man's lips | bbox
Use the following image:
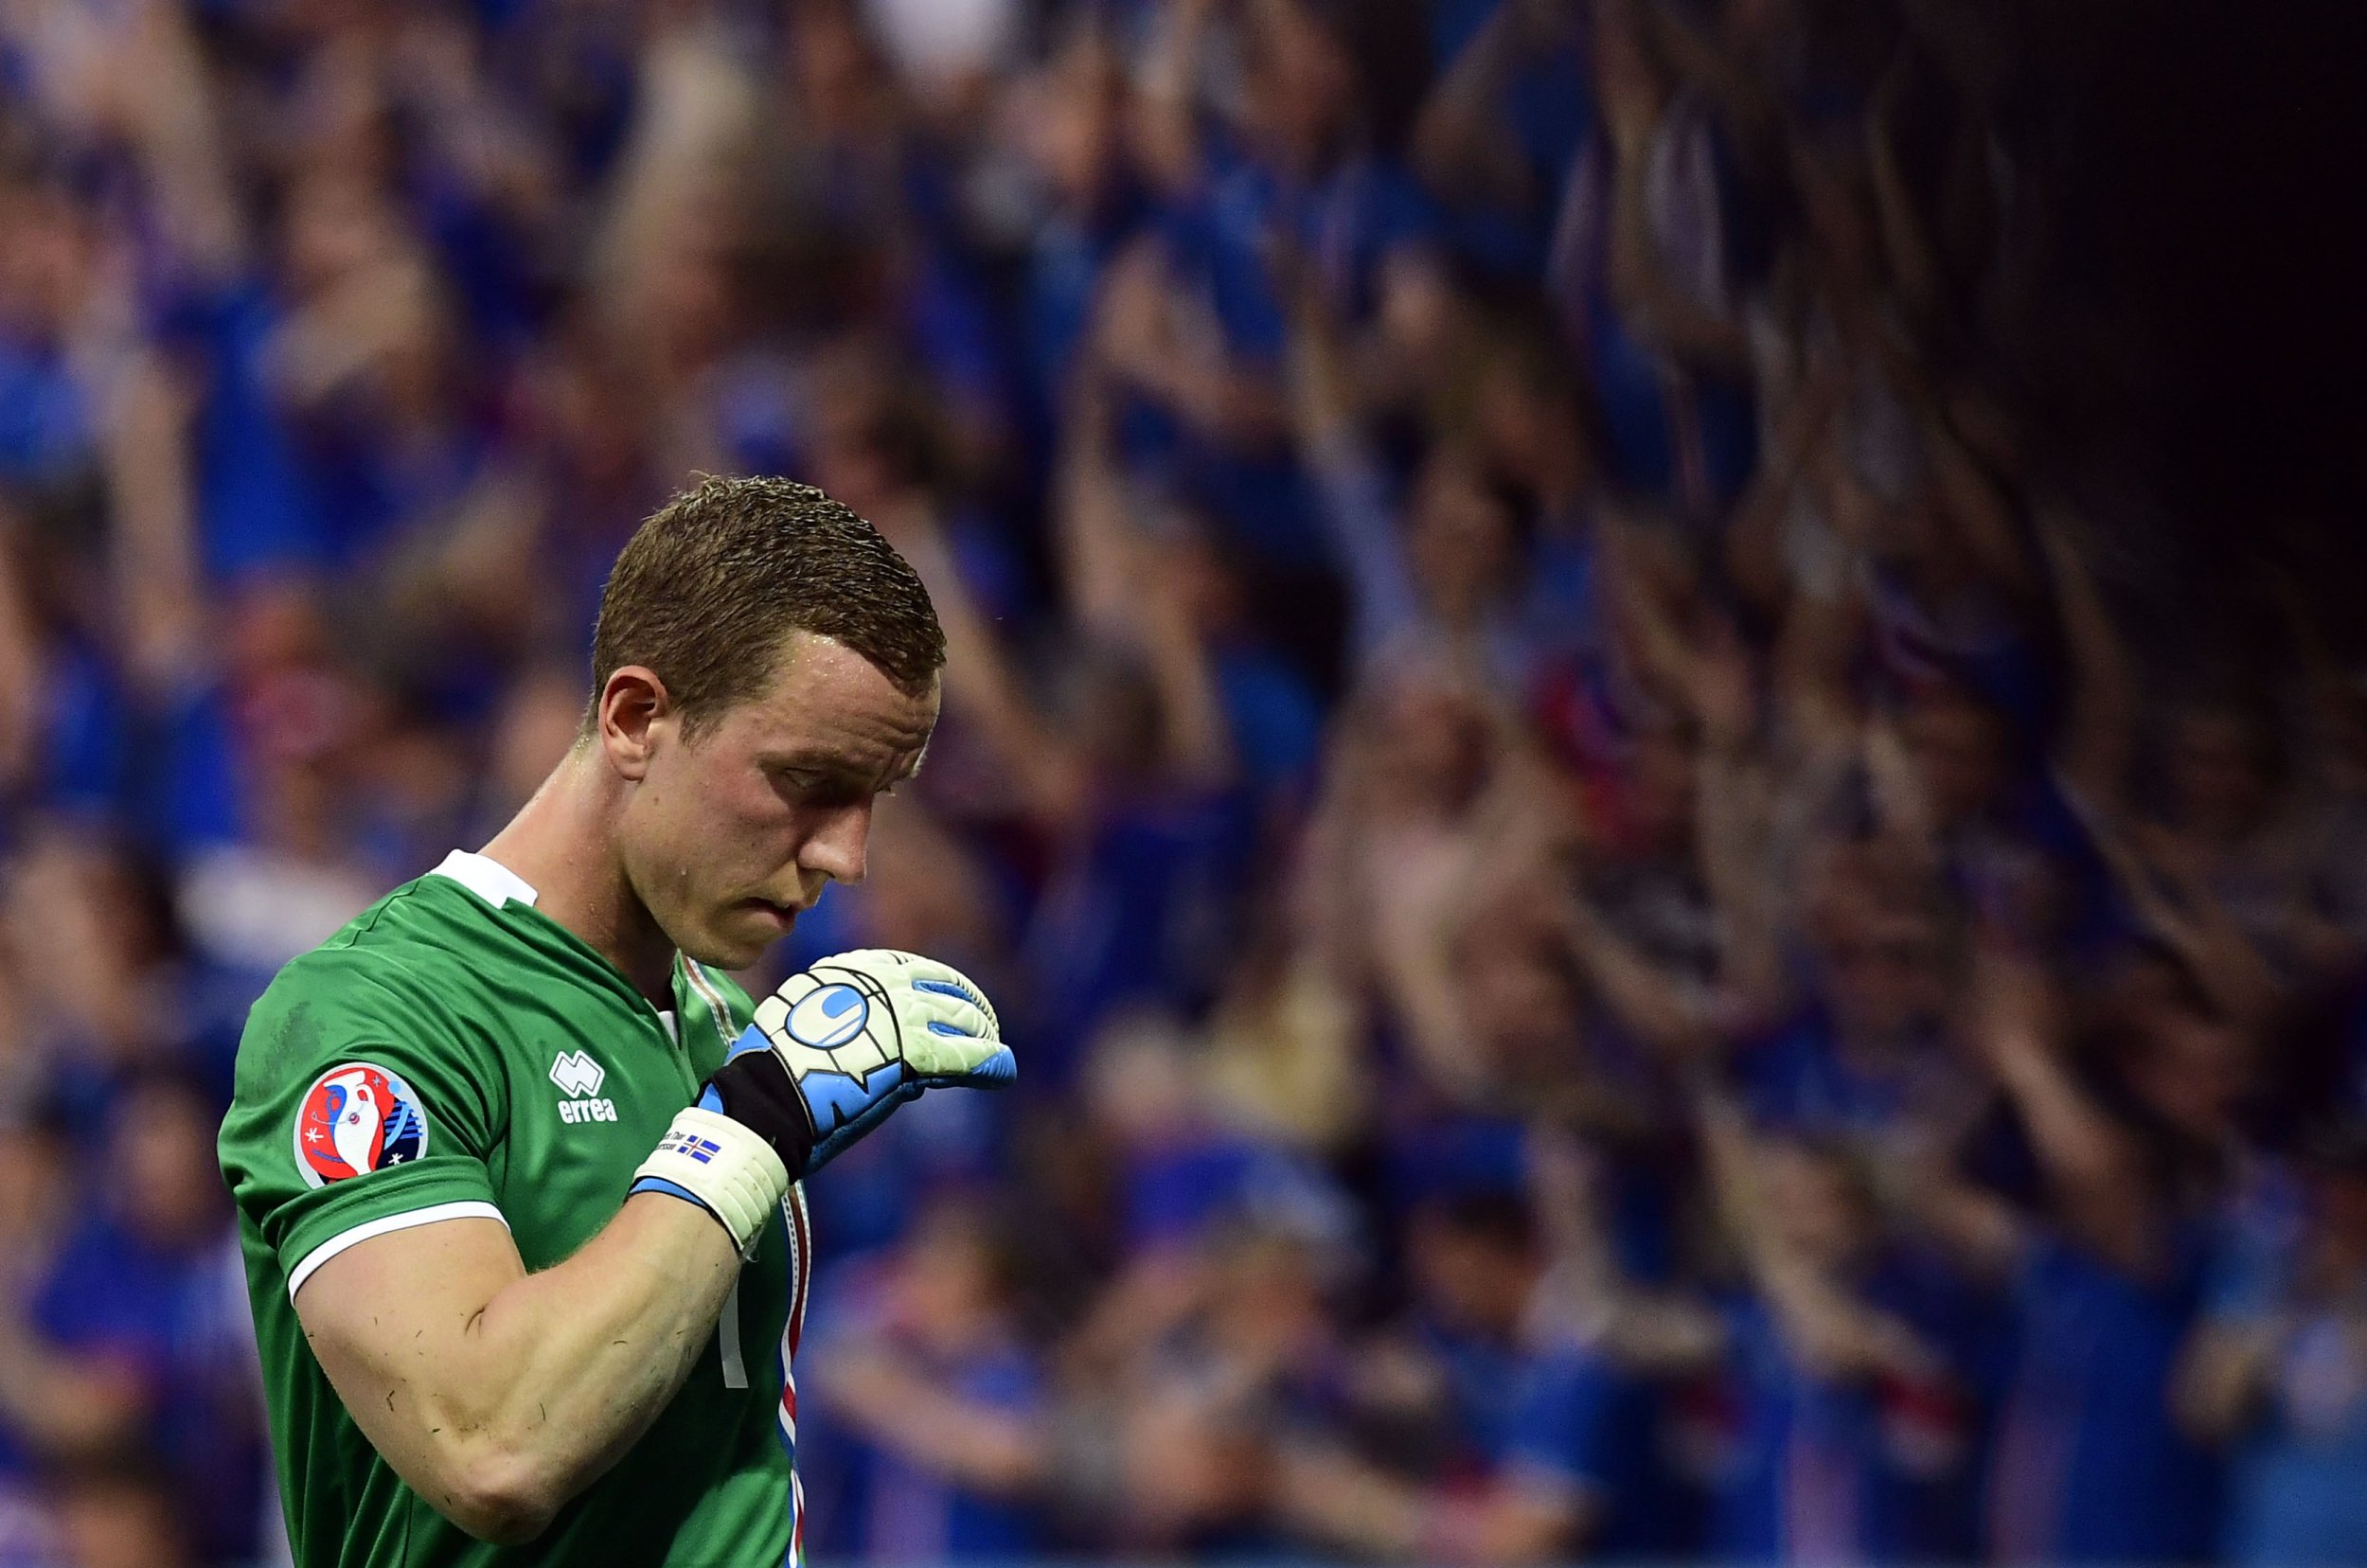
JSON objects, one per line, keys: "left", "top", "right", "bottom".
{"left": 740, "top": 899, "right": 802, "bottom": 931}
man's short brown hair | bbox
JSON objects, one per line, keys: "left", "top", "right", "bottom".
{"left": 588, "top": 475, "right": 943, "bottom": 733}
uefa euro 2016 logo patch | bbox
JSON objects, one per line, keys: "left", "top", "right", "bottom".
{"left": 294, "top": 1063, "right": 430, "bottom": 1187}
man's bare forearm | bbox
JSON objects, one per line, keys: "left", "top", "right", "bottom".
{"left": 458, "top": 1197, "right": 740, "bottom": 1484}
{"left": 302, "top": 1195, "right": 741, "bottom": 1541}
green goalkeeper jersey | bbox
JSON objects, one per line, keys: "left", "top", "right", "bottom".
{"left": 219, "top": 851, "right": 812, "bottom": 1568}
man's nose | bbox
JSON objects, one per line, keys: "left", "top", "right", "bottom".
{"left": 797, "top": 800, "right": 872, "bottom": 886}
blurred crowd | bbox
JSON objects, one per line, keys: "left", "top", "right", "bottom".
{"left": 0, "top": 0, "right": 2364, "bottom": 1564}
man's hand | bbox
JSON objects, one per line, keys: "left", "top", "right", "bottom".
{"left": 632, "top": 952, "right": 1014, "bottom": 1250}
{"left": 729, "top": 949, "right": 1015, "bottom": 1173}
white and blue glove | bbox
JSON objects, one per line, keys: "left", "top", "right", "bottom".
{"left": 632, "top": 951, "right": 1015, "bottom": 1251}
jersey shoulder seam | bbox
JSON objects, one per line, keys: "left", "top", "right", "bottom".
{"left": 330, "top": 875, "right": 447, "bottom": 949}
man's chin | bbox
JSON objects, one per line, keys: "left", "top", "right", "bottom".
{"left": 682, "top": 906, "right": 795, "bottom": 971}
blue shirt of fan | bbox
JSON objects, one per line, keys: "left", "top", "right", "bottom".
{"left": 0, "top": 335, "right": 94, "bottom": 485}
{"left": 1213, "top": 647, "right": 1325, "bottom": 799}
{"left": 1425, "top": 1, "right": 1591, "bottom": 280}
{"left": 1703, "top": 1255, "right": 1998, "bottom": 1564}
{"left": 859, "top": 1348, "right": 1045, "bottom": 1559}
{"left": 36, "top": 1217, "right": 270, "bottom": 1564}
{"left": 805, "top": 1342, "right": 1046, "bottom": 1560}
{"left": 1991, "top": 1230, "right": 2222, "bottom": 1563}
{"left": 1123, "top": 1136, "right": 1269, "bottom": 1250}
{"left": 35, "top": 642, "right": 245, "bottom": 864}
{"left": 1396, "top": 1318, "right": 1527, "bottom": 1478}
{"left": 1019, "top": 785, "right": 1256, "bottom": 1078}
{"left": 2200, "top": 1190, "right": 2367, "bottom": 1567}
{"left": 2219, "top": 1313, "right": 2367, "bottom": 1567}
{"left": 1023, "top": 192, "right": 1148, "bottom": 429}
{"left": 1735, "top": 1007, "right": 1953, "bottom": 1138}
{"left": 1379, "top": 1114, "right": 1529, "bottom": 1225}
{"left": 1503, "top": 1346, "right": 1687, "bottom": 1559}
{"left": 798, "top": 1260, "right": 1048, "bottom": 1560}
{"left": 157, "top": 281, "right": 323, "bottom": 582}
{"left": 1122, "top": 140, "right": 1434, "bottom": 566}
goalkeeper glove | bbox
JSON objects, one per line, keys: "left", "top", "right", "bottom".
{"left": 632, "top": 950, "right": 1015, "bottom": 1251}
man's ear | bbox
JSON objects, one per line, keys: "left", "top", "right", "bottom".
{"left": 596, "top": 667, "right": 672, "bottom": 782}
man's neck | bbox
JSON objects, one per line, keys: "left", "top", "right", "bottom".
{"left": 481, "top": 746, "right": 676, "bottom": 1002}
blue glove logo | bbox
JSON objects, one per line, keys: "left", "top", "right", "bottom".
{"left": 786, "top": 984, "right": 870, "bottom": 1049}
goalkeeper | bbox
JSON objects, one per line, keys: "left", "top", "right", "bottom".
{"left": 218, "top": 476, "right": 1014, "bottom": 1568}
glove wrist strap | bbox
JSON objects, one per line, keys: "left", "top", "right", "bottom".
{"left": 706, "top": 1047, "right": 819, "bottom": 1175}
{"left": 630, "top": 1107, "right": 790, "bottom": 1255}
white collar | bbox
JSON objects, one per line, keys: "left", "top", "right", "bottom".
{"left": 430, "top": 849, "right": 541, "bottom": 910}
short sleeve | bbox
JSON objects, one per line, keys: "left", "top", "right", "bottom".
{"left": 219, "top": 950, "right": 511, "bottom": 1301}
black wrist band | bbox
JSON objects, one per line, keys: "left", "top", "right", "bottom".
{"left": 705, "top": 1051, "right": 818, "bottom": 1175}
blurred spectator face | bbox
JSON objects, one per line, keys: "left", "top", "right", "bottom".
{"left": 897, "top": 1203, "right": 1014, "bottom": 1354}
{"left": 53, "top": 1470, "right": 187, "bottom": 1568}
{"left": 1084, "top": 1014, "right": 1202, "bottom": 1149}
{"left": 1820, "top": 910, "right": 1947, "bottom": 1042}
{"left": 632, "top": 238, "right": 739, "bottom": 380}
{"left": 0, "top": 185, "right": 95, "bottom": 341}
{"left": 1723, "top": 0, "right": 1797, "bottom": 50}
{"left": 1375, "top": 251, "right": 1467, "bottom": 383}
{"left": 1116, "top": 1393, "right": 1263, "bottom": 1543}
{"left": 277, "top": 171, "right": 401, "bottom": 297}
{"left": 1240, "top": 1, "right": 1357, "bottom": 167}
{"left": 1362, "top": 674, "right": 1491, "bottom": 821}
{"left": 286, "top": 29, "right": 400, "bottom": 179}
{"left": 1406, "top": 1195, "right": 1539, "bottom": 1336}
{"left": 9, "top": 829, "right": 146, "bottom": 970}
{"left": 109, "top": 1080, "right": 227, "bottom": 1252}
{"left": 1456, "top": 908, "right": 1581, "bottom": 1080}
{"left": 368, "top": 266, "right": 461, "bottom": 423}
{"left": 2166, "top": 706, "right": 2276, "bottom": 835}
{"left": 858, "top": 802, "right": 1004, "bottom": 957}
{"left": 1593, "top": 1, "right": 1669, "bottom": 128}
{"left": 1023, "top": 29, "right": 1127, "bottom": 211}
{"left": 1759, "top": 1137, "right": 1876, "bottom": 1269}
{"left": 1164, "top": 531, "right": 1252, "bottom": 642}
{"left": 1795, "top": 144, "right": 1880, "bottom": 286}
{"left": 790, "top": 8, "right": 888, "bottom": 140}
{"left": 807, "top": 347, "right": 923, "bottom": 521}
{"left": 1902, "top": 687, "right": 2009, "bottom": 827}
{"left": 2311, "top": 1166, "right": 2367, "bottom": 1267}
{"left": 0, "top": 1122, "right": 62, "bottom": 1253}
{"left": 863, "top": 0, "right": 1020, "bottom": 100}
{"left": 540, "top": 331, "right": 657, "bottom": 495}
{"left": 487, "top": 668, "right": 596, "bottom": 817}
{"left": 2121, "top": 1006, "right": 2246, "bottom": 1143}
{"left": 1408, "top": 451, "right": 1519, "bottom": 620}
{"left": 1207, "top": 1228, "right": 1329, "bottom": 1357}
{"left": 1061, "top": 649, "right": 1166, "bottom": 784}
{"left": 6, "top": 829, "right": 176, "bottom": 1064}
{"left": 1625, "top": 726, "right": 1700, "bottom": 853}
{"left": 1473, "top": 352, "right": 1589, "bottom": 504}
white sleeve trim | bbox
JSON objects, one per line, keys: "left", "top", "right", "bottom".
{"left": 286, "top": 1201, "right": 509, "bottom": 1301}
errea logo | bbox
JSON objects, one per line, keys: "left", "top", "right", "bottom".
{"left": 550, "top": 1050, "right": 618, "bottom": 1125}
{"left": 550, "top": 1051, "right": 605, "bottom": 1096}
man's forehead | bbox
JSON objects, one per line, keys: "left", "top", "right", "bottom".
{"left": 735, "top": 633, "right": 938, "bottom": 752}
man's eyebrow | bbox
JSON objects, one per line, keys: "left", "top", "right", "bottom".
{"left": 754, "top": 751, "right": 846, "bottom": 774}
{"left": 757, "top": 745, "right": 928, "bottom": 790}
